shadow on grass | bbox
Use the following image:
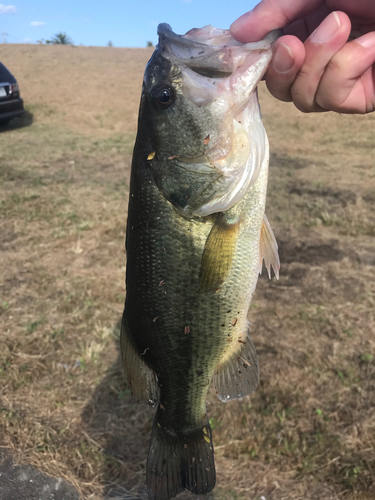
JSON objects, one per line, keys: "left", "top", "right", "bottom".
{"left": 81, "top": 319, "right": 152, "bottom": 500}
{"left": 81, "top": 320, "right": 219, "bottom": 500}
{"left": 0, "top": 110, "right": 34, "bottom": 132}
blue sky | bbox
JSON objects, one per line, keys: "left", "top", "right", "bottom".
{"left": 0, "top": 0, "right": 258, "bottom": 47}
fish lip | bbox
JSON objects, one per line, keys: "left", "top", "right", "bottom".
{"left": 157, "top": 23, "right": 235, "bottom": 78}
{"left": 157, "top": 23, "right": 209, "bottom": 52}
{"left": 157, "top": 23, "right": 282, "bottom": 51}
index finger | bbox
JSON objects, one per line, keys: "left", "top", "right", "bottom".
{"left": 230, "top": 0, "right": 324, "bottom": 42}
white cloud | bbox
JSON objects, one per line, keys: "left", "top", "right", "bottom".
{"left": 22, "top": 37, "right": 32, "bottom": 43}
{"left": 30, "top": 21, "right": 45, "bottom": 27}
{"left": 0, "top": 4, "right": 17, "bottom": 14}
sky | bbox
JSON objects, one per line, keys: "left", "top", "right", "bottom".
{"left": 0, "top": 0, "right": 258, "bottom": 47}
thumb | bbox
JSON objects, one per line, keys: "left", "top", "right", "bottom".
{"left": 230, "top": 0, "right": 324, "bottom": 42}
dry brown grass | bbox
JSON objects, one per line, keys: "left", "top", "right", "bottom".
{"left": 1, "top": 44, "right": 153, "bottom": 137}
{"left": 0, "top": 44, "right": 374, "bottom": 500}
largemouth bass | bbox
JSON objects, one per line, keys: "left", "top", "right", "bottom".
{"left": 121, "top": 24, "right": 280, "bottom": 500}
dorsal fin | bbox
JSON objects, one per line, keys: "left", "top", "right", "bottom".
{"left": 259, "top": 214, "right": 280, "bottom": 279}
{"left": 199, "top": 212, "right": 240, "bottom": 293}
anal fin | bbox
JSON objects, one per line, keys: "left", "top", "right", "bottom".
{"left": 213, "top": 320, "right": 259, "bottom": 402}
{"left": 120, "top": 312, "right": 159, "bottom": 406}
{"left": 199, "top": 212, "right": 240, "bottom": 293}
{"left": 259, "top": 213, "right": 280, "bottom": 279}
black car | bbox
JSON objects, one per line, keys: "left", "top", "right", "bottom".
{"left": 0, "top": 62, "right": 24, "bottom": 124}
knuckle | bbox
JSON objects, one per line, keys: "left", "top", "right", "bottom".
{"left": 292, "top": 99, "right": 313, "bottom": 113}
{"left": 314, "top": 89, "right": 334, "bottom": 110}
{"left": 325, "top": 55, "right": 345, "bottom": 77}
{"left": 290, "top": 63, "right": 328, "bottom": 113}
{"left": 291, "top": 78, "right": 316, "bottom": 112}
{"left": 265, "top": 75, "right": 293, "bottom": 103}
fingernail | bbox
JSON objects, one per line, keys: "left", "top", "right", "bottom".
{"left": 272, "top": 43, "right": 294, "bottom": 73}
{"left": 356, "top": 35, "right": 375, "bottom": 48}
{"left": 230, "top": 10, "right": 253, "bottom": 35}
{"left": 311, "top": 11, "right": 341, "bottom": 44}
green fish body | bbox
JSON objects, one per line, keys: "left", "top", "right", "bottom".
{"left": 122, "top": 24, "right": 280, "bottom": 500}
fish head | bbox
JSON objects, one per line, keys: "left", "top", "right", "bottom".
{"left": 141, "top": 48, "right": 208, "bottom": 161}
{"left": 139, "top": 24, "right": 280, "bottom": 217}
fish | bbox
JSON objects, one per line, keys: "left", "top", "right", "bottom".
{"left": 121, "top": 23, "right": 281, "bottom": 500}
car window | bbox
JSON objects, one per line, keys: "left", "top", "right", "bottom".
{"left": 0, "top": 63, "right": 16, "bottom": 83}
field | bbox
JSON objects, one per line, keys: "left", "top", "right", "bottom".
{"left": 0, "top": 44, "right": 374, "bottom": 500}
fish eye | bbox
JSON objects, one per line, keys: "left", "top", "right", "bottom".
{"left": 152, "top": 85, "right": 174, "bottom": 110}
{"left": 159, "top": 88, "right": 170, "bottom": 104}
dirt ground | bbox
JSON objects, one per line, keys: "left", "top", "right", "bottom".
{"left": 0, "top": 44, "right": 374, "bottom": 500}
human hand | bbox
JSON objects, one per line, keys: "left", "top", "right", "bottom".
{"left": 230, "top": 0, "right": 375, "bottom": 114}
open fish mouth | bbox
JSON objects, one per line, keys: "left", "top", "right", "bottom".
{"left": 156, "top": 23, "right": 280, "bottom": 110}
{"left": 157, "top": 23, "right": 280, "bottom": 80}
{"left": 153, "top": 24, "right": 280, "bottom": 217}
{"left": 158, "top": 23, "right": 237, "bottom": 79}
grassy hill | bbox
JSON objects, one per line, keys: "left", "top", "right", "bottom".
{"left": 0, "top": 44, "right": 374, "bottom": 500}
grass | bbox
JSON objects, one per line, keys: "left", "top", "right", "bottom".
{"left": 0, "top": 44, "right": 374, "bottom": 500}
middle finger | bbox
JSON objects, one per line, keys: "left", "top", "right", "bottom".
{"left": 291, "top": 11, "right": 351, "bottom": 112}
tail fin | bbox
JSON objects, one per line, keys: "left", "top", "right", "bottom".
{"left": 147, "top": 408, "right": 216, "bottom": 500}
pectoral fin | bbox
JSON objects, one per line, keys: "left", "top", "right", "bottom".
{"left": 120, "top": 313, "right": 159, "bottom": 406}
{"left": 199, "top": 212, "right": 240, "bottom": 293}
{"left": 213, "top": 320, "right": 259, "bottom": 401}
{"left": 259, "top": 213, "right": 280, "bottom": 279}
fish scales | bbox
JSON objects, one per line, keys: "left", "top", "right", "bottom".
{"left": 122, "top": 23, "right": 280, "bottom": 500}
{"left": 126, "top": 147, "right": 267, "bottom": 420}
